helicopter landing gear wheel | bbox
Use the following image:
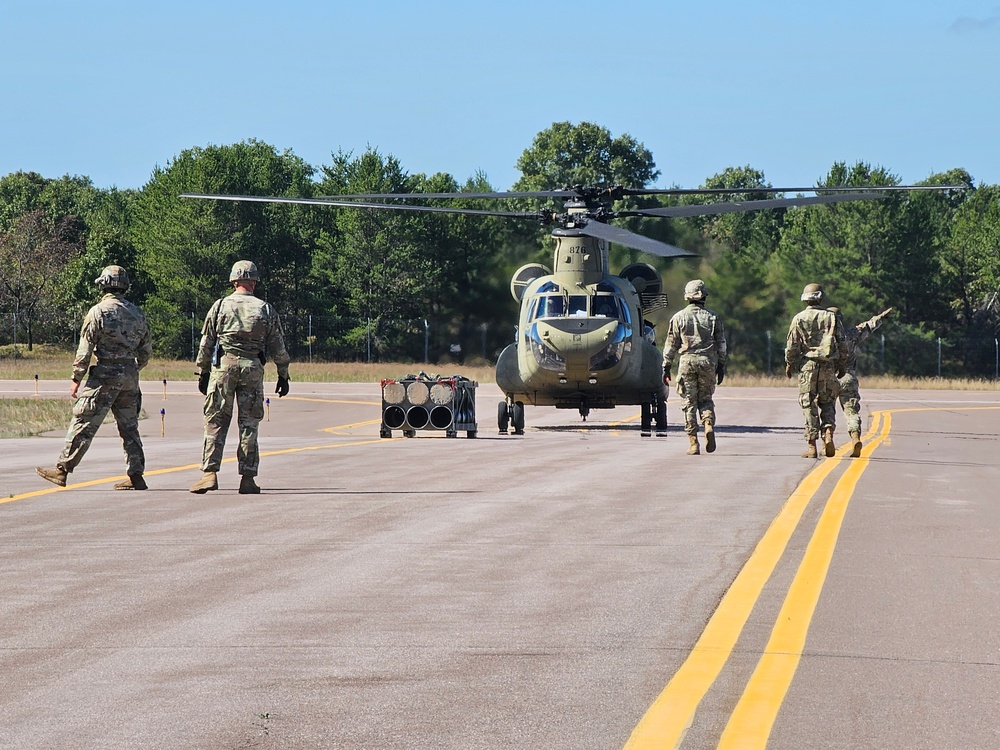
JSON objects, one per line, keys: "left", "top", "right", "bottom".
{"left": 511, "top": 401, "right": 525, "bottom": 435}
{"left": 579, "top": 400, "right": 590, "bottom": 422}
{"left": 655, "top": 398, "right": 668, "bottom": 437}
{"left": 498, "top": 400, "right": 510, "bottom": 434}
{"left": 640, "top": 402, "right": 652, "bottom": 437}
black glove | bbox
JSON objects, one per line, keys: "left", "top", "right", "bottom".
{"left": 716, "top": 362, "right": 726, "bottom": 385}
{"left": 198, "top": 371, "right": 210, "bottom": 395}
{"left": 785, "top": 363, "right": 793, "bottom": 379}
{"left": 276, "top": 375, "right": 290, "bottom": 398}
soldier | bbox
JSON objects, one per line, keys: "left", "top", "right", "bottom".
{"left": 829, "top": 306, "right": 893, "bottom": 457}
{"left": 785, "top": 283, "right": 848, "bottom": 459}
{"left": 36, "top": 265, "right": 152, "bottom": 490}
{"left": 662, "top": 279, "right": 728, "bottom": 455}
{"left": 190, "top": 260, "right": 290, "bottom": 495}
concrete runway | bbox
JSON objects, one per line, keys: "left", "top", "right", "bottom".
{"left": 1, "top": 379, "right": 998, "bottom": 749}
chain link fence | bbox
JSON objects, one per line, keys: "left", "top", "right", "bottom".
{"left": 732, "top": 329, "right": 1000, "bottom": 380}
{"left": 4, "top": 310, "right": 999, "bottom": 379}
{"left": 181, "top": 314, "right": 515, "bottom": 366}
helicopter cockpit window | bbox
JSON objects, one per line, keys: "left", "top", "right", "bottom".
{"left": 595, "top": 281, "right": 617, "bottom": 294}
{"left": 568, "top": 295, "right": 588, "bottom": 316}
{"left": 536, "top": 281, "right": 561, "bottom": 294}
{"left": 592, "top": 294, "right": 620, "bottom": 318}
{"left": 534, "top": 295, "right": 565, "bottom": 319}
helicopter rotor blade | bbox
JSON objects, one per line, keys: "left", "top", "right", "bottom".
{"left": 315, "top": 190, "right": 577, "bottom": 200}
{"left": 576, "top": 220, "right": 697, "bottom": 258}
{"left": 620, "top": 184, "right": 967, "bottom": 197}
{"left": 623, "top": 192, "right": 893, "bottom": 219}
{"left": 180, "top": 193, "right": 538, "bottom": 218}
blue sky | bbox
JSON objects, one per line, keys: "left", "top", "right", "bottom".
{"left": 2, "top": 1, "right": 998, "bottom": 192}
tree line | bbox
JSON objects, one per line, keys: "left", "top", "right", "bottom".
{"left": 1, "top": 121, "right": 997, "bottom": 376}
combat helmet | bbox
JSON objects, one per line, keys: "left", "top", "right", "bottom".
{"left": 229, "top": 260, "right": 259, "bottom": 282}
{"left": 800, "top": 282, "right": 824, "bottom": 304}
{"left": 684, "top": 279, "right": 707, "bottom": 302}
{"left": 95, "top": 265, "right": 129, "bottom": 292}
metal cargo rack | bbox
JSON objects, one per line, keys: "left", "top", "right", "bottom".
{"left": 380, "top": 373, "right": 478, "bottom": 438}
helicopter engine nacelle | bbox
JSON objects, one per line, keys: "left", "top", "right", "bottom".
{"left": 510, "top": 263, "right": 551, "bottom": 302}
{"left": 619, "top": 263, "right": 662, "bottom": 296}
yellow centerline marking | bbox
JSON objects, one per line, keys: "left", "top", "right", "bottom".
{"left": 321, "top": 418, "right": 383, "bottom": 434}
{"left": 2, "top": 433, "right": 393, "bottom": 504}
{"left": 716, "top": 412, "right": 893, "bottom": 748}
{"left": 285, "top": 396, "right": 381, "bottom": 405}
{"left": 624, "top": 404, "right": 1000, "bottom": 750}
{"left": 621, "top": 423, "right": 865, "bottom": 750}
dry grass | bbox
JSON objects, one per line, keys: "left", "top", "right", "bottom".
{"left": 3, "top": 345, "right": 997, "bottom": 391}
{"left": 0, "top": 345, "right": 498, "bottom": 384}
{"left": 722, "top": 372, "right": 1000, "bottom": 390}
{"left": 0, "top": 398, "right": 73, "bottom": 438}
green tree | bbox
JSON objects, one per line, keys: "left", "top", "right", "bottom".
{"left": 53, "top": 188, "right": 143, "bottom": 330}
{"left": 313, "top": 149, "right": 446, "bottom": 359}
{"left": 773, "top": 163, "right": 905, "bottom": 321}
{"left": 939, "top": 183, "right": 1000, "bottom": 371}
{"left": 132, "top": 140, "right": 317, "bottom": 357}
{"left": 0, "top": 209, "right": 84, "bottom": 349}
{"left": 514, "top": 121, "right": 659, "bottom": 191}
{"left": 681, "top": 165, "right": 784, "bottom": 256}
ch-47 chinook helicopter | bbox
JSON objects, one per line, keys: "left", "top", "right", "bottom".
{"left": 182, "top": 182, "right": 959, "bottom": 436}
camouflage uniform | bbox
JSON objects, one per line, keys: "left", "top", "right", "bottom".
{"left": 837, "top": 310, "right": 890, "bottom": 435}
{"left": 663, "top": 303, "right": 728, "bottom": 435}
{"left": 196, "top": 285, "right": 290, "bottom": 478}
{"left": 785, "top": 305, "right": 847, "bottom": 444}
{"left": 56, "top": 284, "right": 151, "bottom": 476}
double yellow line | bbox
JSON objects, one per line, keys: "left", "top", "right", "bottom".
{"left": 623, "top": 411, "right": 893, "bottom": 749}
{"left": 625, "top": 405, "right": 1000, "bottom": 749}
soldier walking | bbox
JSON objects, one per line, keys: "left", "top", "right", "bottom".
{"left": 662, "top": 279, "right": 728, "bottom": 455}
{"left": 785, "top": 283, "right": 848, "bottom": 458}
{"left": 829, "top": 306, "right": 893, "bottom": 457}
{"left": 190, "top": 261, "right": 291, "bottom": 495}
{"left": 36, "top": 265, "right": 152, "bottom": 490}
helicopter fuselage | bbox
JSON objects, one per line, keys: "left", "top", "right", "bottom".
{"left": 496, "top": 229, "right": 667, "bottom": 410}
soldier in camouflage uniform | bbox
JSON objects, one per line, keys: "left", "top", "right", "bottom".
{"left": 784, "top": 283, "right": 848, "bottom": 459}
{"left": 662, "top": 279, "right": 728, "bottom": 455}
{"left": 829, "top": 306, "right": 893, "bottom": 457}
{"left": 36, "top": 265, "right": 152, "bottom": 490}
{"left": 190, "top": 261, "right": 291, "bottom": 495}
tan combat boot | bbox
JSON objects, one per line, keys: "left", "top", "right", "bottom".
{"left": 36, "top": 466, "right": 68, "bottom": 487}
{"left": 189, "top": 471, "right": 218, "bottom": 494}
{"left": 686, "top": 434, "right": 701, "bottom": 455}
{"left": 114, "top": 473, "right": 147, "bottom": 491}
{"left": 849, "top": 431, "right": 863, "bottom": 458}
{"left": 704, "top": 423, "right": 716, "bottom": 453}
{"left": 802, "top": 440, "right": 818, "bottom": 459}
{"left": 239, "top": 475, "right": 261, "bottom": 495}
{"left": 822, "top": 427, "right": 836, "bottom": 457}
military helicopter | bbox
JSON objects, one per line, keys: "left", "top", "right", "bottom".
{"left": 182, "top": 182, "right": 958, "bottom": 436}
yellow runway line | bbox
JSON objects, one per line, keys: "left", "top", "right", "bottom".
{"left": 2, "top": 436, "right": 392, "bottom": 505}
{"left": 716, "top": 408, "right": 1000, "bottom": 748}
{"left": 716, "top": 412, "right": 891, "bottom": 748}
{"left": 621, "top": 420, "right": 875, "bottom": 750}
